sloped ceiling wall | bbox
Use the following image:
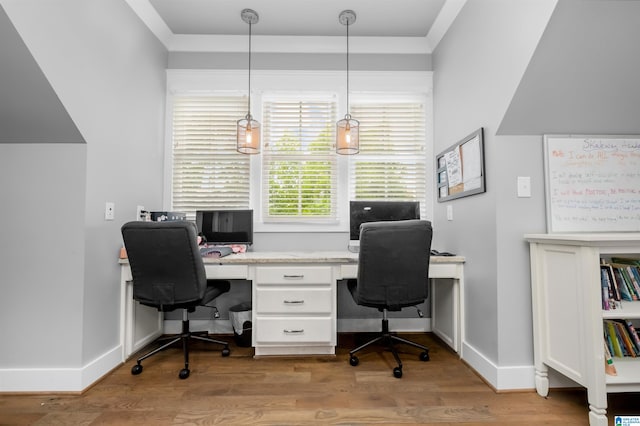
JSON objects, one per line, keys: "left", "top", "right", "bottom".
{"left": 498, "top": 0, "right": 640, "bottom": 135}
{"left": 0, "top": 5, "right": 84, "bottom": 143}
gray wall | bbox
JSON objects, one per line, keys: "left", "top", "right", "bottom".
{"left": 0, "top": 0, "right": 167, "bottom": 389}
{"left": 432, "top": 0, "right": 556, "bottom": 386}
{"left": 0, "top": 144, "right": 87, "bottom": 368}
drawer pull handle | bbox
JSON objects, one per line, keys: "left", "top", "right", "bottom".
{"left": 283, "top": 274, "right": 304, "bottom": 279}
{"left": 284, "top": 300, "right": 305, "bottom": 304}
{"left": 283, "top": 329, "right": 304, "bottom": 334}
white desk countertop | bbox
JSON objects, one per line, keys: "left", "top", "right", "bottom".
{"left": 119, "top": 250, "right": 465, "bottom": 265}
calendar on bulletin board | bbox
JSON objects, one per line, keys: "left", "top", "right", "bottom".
{"left": 436, "top": 128, "right": 486, "bottom": 202}
{"left": 544, "top": 134, "right": 640, "bottom": 232}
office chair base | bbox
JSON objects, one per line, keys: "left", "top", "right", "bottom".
{"left": 131, "top": 317, "right": 230, "bottom": 379}
{"left": 349, "top": 318, "right": 429, "bottom": 379}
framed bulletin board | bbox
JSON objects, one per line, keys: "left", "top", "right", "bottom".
{"left": 544, "top": 134, "right": 640, "bottom": 233}
{"left": 437, "top": 128, "right": 486, "bottom": 202}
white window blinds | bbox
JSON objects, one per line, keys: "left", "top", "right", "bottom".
{"left": 349, "top": 100, "right": 427, "bottom": 214}
{"left": 262, "top": 97, "right": 338, "bottom": 222}
{"left": 171, "top": 96, "right": 250, "bottom": 220}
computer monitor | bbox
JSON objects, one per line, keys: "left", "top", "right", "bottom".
{"left": 349, "top": 201, "right": 420, "bottom": 250}
{"left": 196, "top": 209, "right": 253, "bottom": 246}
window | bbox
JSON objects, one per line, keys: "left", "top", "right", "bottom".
{"left": 166, "top": 70, "right": 433, "bottom": 230}
{"left": 349, "top": 97, "right": 427, "bottom": 217}
{"left": 170, "top": 95, "right": 250, "bottom": 220}
{"left": 261, "top": 95, "right": 338, "bottom": 223}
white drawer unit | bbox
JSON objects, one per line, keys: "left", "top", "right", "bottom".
{"left": 253, "top": 265, "right": 336, "bottom": 356}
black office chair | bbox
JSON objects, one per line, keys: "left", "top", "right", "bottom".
{"left": 348, "top": 219, "right": 433, "bottom": 378}
{"left": 121, "top": 220, "right": 231, "bottom": 379}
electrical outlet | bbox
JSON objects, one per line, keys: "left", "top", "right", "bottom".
{"left": 136, "top": 205, "right": 145, "bottom": 221}
{"left": 447, "top": 205, "right": 453, "bottom": 221}
{"left": 105, "top": 202, "right": 115, "bottom": 220}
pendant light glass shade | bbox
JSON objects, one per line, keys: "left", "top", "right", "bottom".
{"left": 237, "top": 113, "right": 261, "bottom": 154}
{"left": 237, "top": 9, "right": 260, "bottom": 154}
{"left": 336, "top": 10, "right": 359, "bottom": 155}
{"left": 336, "top": 114, "right": 359, "bottom": 155}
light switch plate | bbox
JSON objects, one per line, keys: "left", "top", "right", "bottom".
{"left": 517, "top": 176, "right": 531, "bottom": 198}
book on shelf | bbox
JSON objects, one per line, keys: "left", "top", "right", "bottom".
{"left": 611, "top": 257, "right": 640, "bottom": 267}
{"left": 605, "top": 320, "right": 625, "bottom": 357}
{"left": 604, "top": 340, "right": 617, "bottom": 376}
{"left": 624, "top": 265, "right": 640, "bottom": 297}
{"left": 601, "top": 263, "right": 622, "bottom": 303}
{"left": 601, "top": 266, "right": 612, "bottom": 310}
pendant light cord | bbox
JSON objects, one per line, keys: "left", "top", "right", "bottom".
{"left": 346, "top": 20, "right": 350, "bottom": 116}
{"left": 247, "top": 21, "right": 252, "bottom": 116}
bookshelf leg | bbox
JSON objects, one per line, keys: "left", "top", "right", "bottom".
{"left": 534, "top": 368, "right": 549, "bottom": 397}
{"left": 588, "top": 405, "right": 607, "bottom": 426}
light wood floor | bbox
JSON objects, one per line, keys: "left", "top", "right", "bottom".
{"left": 2, "top": 333, "right": 638, "bottom": 425}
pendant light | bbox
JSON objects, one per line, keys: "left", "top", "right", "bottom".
{"left": 237, "top": 8, "right": 260, "bottom": 154}
{"left": 336, "top": 10, "right": 359, "bottom": 155}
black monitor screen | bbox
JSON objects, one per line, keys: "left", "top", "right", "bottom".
{"left": 349, "top": 201, "right": 420, "bottom": 240}
{"left": 196, "top": 210, "right": 253, "bottom": 245}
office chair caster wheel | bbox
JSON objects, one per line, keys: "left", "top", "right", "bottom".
{"left": 131, "top": 364, "right": 143, "bottom": 375}
{"left": 221, "top": 347, "right": 230, "bottom": 357}
{"left": 349, "top": 355, "right": 359, "bottom": 366}
{"left": 179, "top": 368, "right": 190, "bottom": 379}
{"left": 393, "top": 367, "right": 403, "bottom": 378}
{"left": 420, "top": 351, "right": 430, "bottom": 362}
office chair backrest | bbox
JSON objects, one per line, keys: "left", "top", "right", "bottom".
{"left": 121, "top": 221, "right": 207, "bottom": 310}
{"left": 355, "top": 219, "right": 433, "bottom": 311}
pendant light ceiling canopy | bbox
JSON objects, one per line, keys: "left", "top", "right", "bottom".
{"left": 336, "top": 9, "right": 359, "bottom": 155}
{"left": 237, "top": 8, "right": 260, "bottom": 154}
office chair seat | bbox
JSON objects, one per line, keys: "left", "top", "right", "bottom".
{"left": 348, "top": 219, "right": 432, "bottom": 378}
{"left": 122, "top": 221, "right": 232, "bottom": 379}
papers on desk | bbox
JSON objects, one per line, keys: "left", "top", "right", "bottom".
{"left": 199, "top": 245, "right": 233, "bottom": 258}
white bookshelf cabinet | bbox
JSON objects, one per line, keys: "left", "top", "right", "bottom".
{"left": 525, "top": 233, "right": 640, "bottom": 426}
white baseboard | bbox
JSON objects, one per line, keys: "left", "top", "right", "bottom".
{"left": 462, "top": 340, "right": 535, "bottom": 391}
{"left": 0, "top": 345, "right": 122, "bottom": 393}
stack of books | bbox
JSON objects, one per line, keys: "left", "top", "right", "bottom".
{"left": 600, "top": 257, "right": 640, "bottom": 310}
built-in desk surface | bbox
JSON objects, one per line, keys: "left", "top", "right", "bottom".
{"left": 119, "top": 251, "right": 465, "bottom": 359}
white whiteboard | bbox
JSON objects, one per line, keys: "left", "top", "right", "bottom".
{"left": 544, "top": 135, "right": 640, "bottom": 233}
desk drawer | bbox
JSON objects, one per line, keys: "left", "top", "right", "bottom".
{"left": 255, "top": 266, "right": 332, "bottom": 284}
{"left": 256, "top": 287, "right": 332, "bottom": 314}
{"left": 256, "top": 317, "right": 333, "bottom": 343}
{"left": 204, "top": 264, "right": 248, "bottom": 279}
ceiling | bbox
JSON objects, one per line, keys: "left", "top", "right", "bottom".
{"left": 125, "top": 0, "right": 466, "bottom": 54}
